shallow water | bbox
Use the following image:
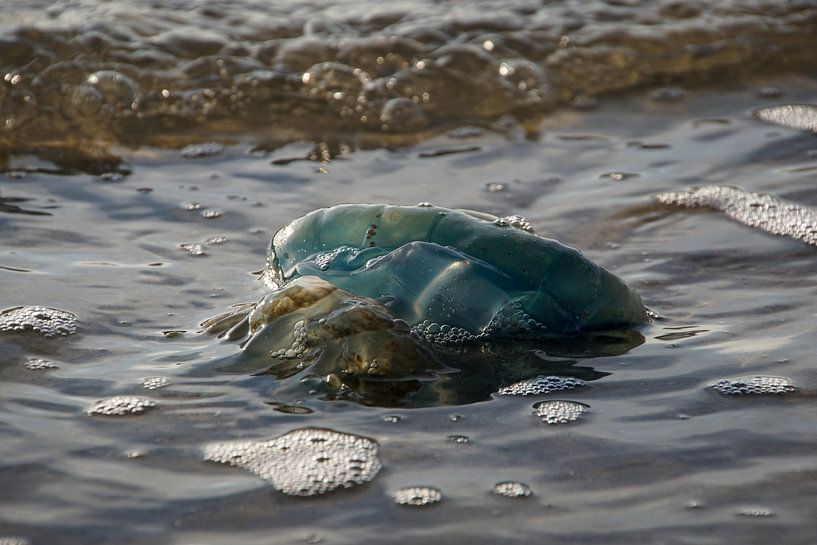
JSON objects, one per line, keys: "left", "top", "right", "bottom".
{"left": 3, "top": 1, "right": 817, "bottom": 544}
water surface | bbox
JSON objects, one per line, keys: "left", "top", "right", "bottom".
{"left": 2, "top": 1, "right": 817, "bottom": 543}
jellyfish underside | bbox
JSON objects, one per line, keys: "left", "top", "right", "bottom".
{"left": 206, "top": 204, "right": 647, "bottom": 406}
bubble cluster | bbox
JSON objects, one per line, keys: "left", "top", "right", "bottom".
{"left": 24, "top": 358, "right": 57, "bottom": 370}
{"left": 493, "top": 215, "right": 535, "bottom": 233}
{"left": 182, "top": 142, "right": 224, "bottom": 158}
{"left": 142, "top": 377, "right": 170, "bottom": 390}
{"left": 657, "top": 186, "right": 817, "bottom": 247}
{"left": 493, "top": 481, "right": 532, "bottom": 498}
{"left": 737, "top": 508, "right": 775, "bottom": 518}
{"left": 180, "top": 234, "right": 228, "bottom": 256}
{"left": 269, "top": 319, "right": 309, "bottom": 360}
{"left": 393, "top": 486, "right": 443, "bottom": 506}
{"left": 313, "top": 246, "right": 357, "bottom": 271}
{"left": 0, "top": 537, "right": 30, "bottom": 545}
{"left": 710, "top": 375, "right": 796, "bottom": 395}
{"left": 532, "top": 400, "right": 589, "bottom": 425}
{"left": 201, "top": 208, "right": 223, "bottom": 219}
{"left": 87, "top": 396, "right": 157, "bottom": 416}
{"left": 0, "top": 306, "right": 78, "bottom": 338}
{"left": 753, "top": 104, "right": 817, "bottom": 133}
{"left": 180, "top": 243, "right": 207, "bottom": 256}
{"left": 498, "top": 375, "right": 587, "bottom": 396}
{"left": 481, "top": 302, "right": 546, "bottom": 338}
{"left": 411, "top": 320, "right": 478, "bottom": 346}
{"left": 203, "top": 428, "right": 382, "bottom": 496}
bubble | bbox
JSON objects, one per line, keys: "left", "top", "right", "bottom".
{"left": 0, "top": 306, "right": 78, "bottom": 338}
{"left": 756, "top": 85, "right": 784, "bottom": 99}
{"left": 99, "top": 172, "right": 123, "bottom": 182}
{"left": 180, "top": 243, "right": 207, "bottom": 256}
{"left": 142, "top": 376, "right": 170, "bottom": 390}
{"left": 73, "top": 70, "right": 137, "bottom": 114}
{"left": 271, "top": 404, "right": 313, "bottom": 415}
{"left": 493, "top": 481, "right": 532, "bottom": 498}
{"left": 498, "top": 375, "right": 587, "bottom": 396}
{"left": 710, "top": 375, "right": 796, "bottom": 395}
{"left": 737, "top": 507, "right": 775, "bottom": 518}
{"left": 492, "top": 215, "right": 535, "bottom": 233}
{"left": 657, "top": 186, "right": 817, "bottom": 247}
{"left": 203, "top": 428, "right": 381, "bottom": 496}
{"left": 380, "top": 97, "right": 429, "bottom": 132}
{"left": 182, "top": 142, "right": 224, "bottom": 158}
{"left": 393, "top": 486, "right": 442, "bottom": 506}
{"left": 0, "top": 537, "right": 30, "bottom": 545}
{"left": 532, "top": 400, "right": 589, "bottom": 425}
{"left": 753, "top": 104, "right": 817, "bottom": 133}
{"left": 201, "top": 208, "right": 223, "bottom": 219}
{"left": 182, "top": 202, "right": 202, "bottom": 211}
{"left": 601, "top": 172, "right": 639, "bottom": 181}
{"left": 24, "top": 358, "right": 57, "bottom": 370}
{"left": 88, "top": 396, "right": 157, "bottom": 416}
{"left": 448, "top": 126, "right": 483, "bottom": 139}
{"left": 485, "top": 182, "right": 507, "bottom": 193}
{"left": 648, "top": 87, "right": 687, "bottom": 103}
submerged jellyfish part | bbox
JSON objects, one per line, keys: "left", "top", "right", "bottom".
{"left": 268, "top": 204, "right": 647, "bottom": 335}
{"left": 202, "top": 428, "right": 382, "bottom": 496}
{"left": 240, "top": 276, "right": 438, "bottom": 379}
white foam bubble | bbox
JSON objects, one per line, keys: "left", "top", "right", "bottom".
{"left": 532, "top": 400, "right": 589, "bottom": 424}
{"left": 393, "top": 486, "right": 442, "bottom": 506}
{"left": 87, "top": 396, "right": 157, "bottom": 416}
{"left": 710, "top": 375, "right": 796, "bottom": 395}
{"left": 498, "top": 375, "right": 587, "bottom": 396}
{"left": 0, "top": 306, "right": 78, "bottom": 338}
{"left": 203, "top": 428, "right": 382, "bottom": 496}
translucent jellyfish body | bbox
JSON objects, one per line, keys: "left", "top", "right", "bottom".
{"left": 207, "top": 204, "right": 647, "bottom": 406}
{"left": 267, "top": 204, "right": 647, "bottom": 337}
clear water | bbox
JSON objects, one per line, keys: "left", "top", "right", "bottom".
{"left": 2, "top": 0, "right": 817, "bottom": 543}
